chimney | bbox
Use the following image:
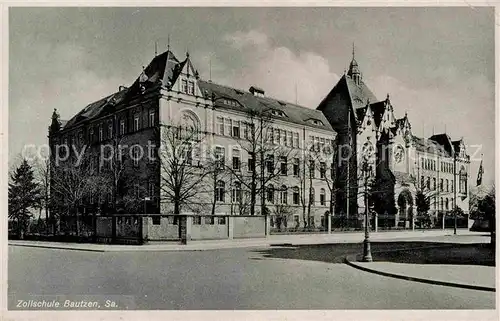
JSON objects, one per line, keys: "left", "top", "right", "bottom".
{"left": 249, "top": 86, "right": 265, "bottom": 97}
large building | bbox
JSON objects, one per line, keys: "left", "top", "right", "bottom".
{"left": 48, "top": 47, "right": 470, "bottom": 229}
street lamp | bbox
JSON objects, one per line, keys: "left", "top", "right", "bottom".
{"left": 361, "top": 161, "right": 374, "bottom": 262}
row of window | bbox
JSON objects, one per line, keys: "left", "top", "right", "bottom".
{"left": 180, "top": 79, "right": 196, "bottom": 95}
{"left": 421, "top": 157, "right": 454, "bottom": 174}
{"left": 215, "top": 181, "right": 329, "bottom": 206}
{"left": 60, "top": 109, "right": 157, "bottom": 146}
{"left": 420, "top": 175, "right": 468, "bottom": 194}
{"left": 214, "top": 146, "right": 334, "bottom": 178}
{"left": 308, "top": 135, "right": 335, "bottom": 153}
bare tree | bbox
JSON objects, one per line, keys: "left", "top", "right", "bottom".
{"left": 225, "top": 106, "right": 299, "bottom": 216}
{"left": 50, "top": 146, "right": 107, "bottom": 235}
{"left": 158, "top": 123, "right": 211, "bottom": 215}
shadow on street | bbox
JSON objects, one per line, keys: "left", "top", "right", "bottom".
{"left": 252, "top": 241, "right": 495, "bottom": 266}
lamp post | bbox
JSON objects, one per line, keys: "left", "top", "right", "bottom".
{"left": 362, "top": 161, "right": 373, "bottom": 262}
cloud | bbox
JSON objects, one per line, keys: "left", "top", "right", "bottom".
{"left": 9, "top": 39, "right": 126, "bottom": 160}
{"left": 216, "top": 30, "right": 340, "bottom": 108}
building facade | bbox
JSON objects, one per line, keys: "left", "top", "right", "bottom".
{"left": 48, "top": 47, "right": 470, "bottom": 229}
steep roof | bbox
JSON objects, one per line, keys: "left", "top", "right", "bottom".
{"left": 62, "top": 50, "right": 182, "bottom": 130}
{"left": 412, "top": 136, "right": 450, "bottom": 157}
{"left": 429, "top": 133, "right": 454, "bottom": 156}
{"left": 369, "top": 101, "right": 386, "bottom": 128}
{"left": 197, "top": 80, "right": 334, "bottom": 132}
{"left": 345, "top": 75, "right": 378, "bottom": 110}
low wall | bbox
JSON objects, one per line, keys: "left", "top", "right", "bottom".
{"left": 142, "top": 216, "right": 178, "bottom": 241}
{"left": 233, "top": 216, "right": 266, "bottom": 238}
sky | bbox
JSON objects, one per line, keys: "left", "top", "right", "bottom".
{"left": 8, "top": 7, "right": 495, "bottom": 188}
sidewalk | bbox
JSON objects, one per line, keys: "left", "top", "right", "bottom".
{"left": 344, "top": 240, "right": 496, "bottom": 292}
{"left": 8, "top": 229, "right": 483, "bottom": 252}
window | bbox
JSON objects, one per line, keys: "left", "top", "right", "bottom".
{"left": 232, "top": 182, "right": 242, "bottom": 203}
{"left": 243, "top": 122, "right": 249, "bottom": 139}
{"left": 248, "top": 152, "right": 255, "bottom": 172}
{"left": 215, "top": 146, "right": 225, "bottom": 168}
{"left": 281, "top": 130, "right": 286, "bottom": 146}
{"left": 274, "top": 128, "right": 280, "bottom": 145}
{"left": 440, "top": 178, "right": 444, "bottom": 191}
{"left": 148, "top": 142, "right": 155, "bottom": 163}
{"left": 99, "top": 125, "right": 103, "bottom": 141}
{"left": 188, "top": 81, "right": 195, "bottom": 95}
{"left": 193, "top": 216, "right": 202, "bottom": 225}
{"left": 120, "top": 119, "right": 125, "bottom": 135}
{"left": 446, "top": 179, "right": 449, "bottom": 192}
{"left": 108, "top": 122, "right": 113, "bottom": 139}
{"left": 182, "top": 143, "right": 193, "bottom": 165}
{"left": 132, "top": 147, "right": 140, "bottom": 167}
{"left": 293, "top": 158, "right": 300, "bottom": 176}
{"left": 280, "top": 185, "right": 287, "bottom": 205}
{"left": 320, "top": 188, "right": 326, "bottom": 206}
{"left": 232, "top": 121, "right": 240, "bottom": 138}
{"left": 330, "top": 164, "right": 335, "bottom": 179}
{"left": 218, "top": 217, "right": 226, "bottom": 225}
{"left": 266, "top": 155, "right": 274, "bottom": 173}
{"left": 149, "top": 110, "right": 155, "bottom": 127}
{"left": 309, "top": 160, "right": 315, "bottom": 178}
{"left": 432, "top": 177, "right": 436, "bottom": 190}
{"left": 134, "top": 114, "right": 140, "bottom": 131}
{"left": 309, "top": 188, "right": 315, "bottom": 205}
{"left": 152, "top": 216, "right": 161, "bottom": 225}
{"left": 320, "top": 162, "right": 326, "bottom": 179}
{"left": 181, "top": 79, "right": 188, "bottom": 93}
{"left": 280, "top": 156, "right": 287, "bottom": 175}
{"left": 89, "top": 127, "right": 94, "bottom": 143}
{"left": 134, "top": 184, "right": 141, "bottom": 199}
{"left": 293, "top": 132, "right": 299, "bottom": 148}
{"left": 287, "top": 131, "right": 293, "bottom": 147}
{"left": 266, "top": 185, "right": 274, "bottom": 203}
{"left": 216, "top": 181, "right": 225, "bottom": 202}
{"left": 225, "top": 118, "right": 232, "bottom": 137}
{"left": 293, "top": 187, "right": 300, "bottom": 205}
{"left": 216, "top": 117, "right": 224, "bottom": 135}
{"left": 148, "top": 181, "right": 154, "bottom": 197}
{"left": 232, "top": 148, "right": 241, "bottom": 170}
{"left": 445, "top": 198, "right": 449, "bottom": 210}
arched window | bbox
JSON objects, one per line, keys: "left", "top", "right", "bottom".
{"left": 180, "top": 110, "right": 200, "bottom": 140}
{"left": 320, "top": 188, "right": 326, "bottom": 206}
{"left": 216, "top": 181, "right": 225, "bottom": 202}
{"left": 432, "top": 177, "right": 436, "bottom": 190}
{"left": 292, "top": 186, "right": 300, "bottom": 205}
{"left": 445, "top": 198, "right": 449, "bottom": 210}
{"left": 459, "top": 166, "right": 467, "bottom": 194}
{"left": 232, "top": 181, "right": 242, "bottom": 203}
{"left": 309, "top": 187, "right": 315, "bottom": 205}
{"left": 446, "top": 179, "right": 449, "bottom": 192}
{"left": 426, "top": 177, "right": 430, "bottom": 189}
{"left": 267, "top": 184, "right": 274, "bottom": 203}
{"left": 280, "top": 185, "right": 288, "bottom": 205}
{"left": 440, "top": 197, "right": 444, "bottom": 210}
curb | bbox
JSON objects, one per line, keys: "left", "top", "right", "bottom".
{"left": 343, "top": 249, "right": 496, "bottom": 292}
{"left": 9, "top": 243, "right": 106, "bottom": 253}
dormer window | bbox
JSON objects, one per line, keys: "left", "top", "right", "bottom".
{"left": 310, "top": 119, "right": 324, "bottom": 126}
{"left": 188, "top": 81, "right": 195, "bottom": 95}
{"left": 181, "top": 79, "right": 188, "bottom": 93}
{"left": 222, "top": 98, "right": 240, "bottom": 107}
{"left": 271, "top": 110, "right": 286, "bottom": 117}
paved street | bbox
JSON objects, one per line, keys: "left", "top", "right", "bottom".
{"left": 8, "top": 235, "right": 495, "bottom": 310}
